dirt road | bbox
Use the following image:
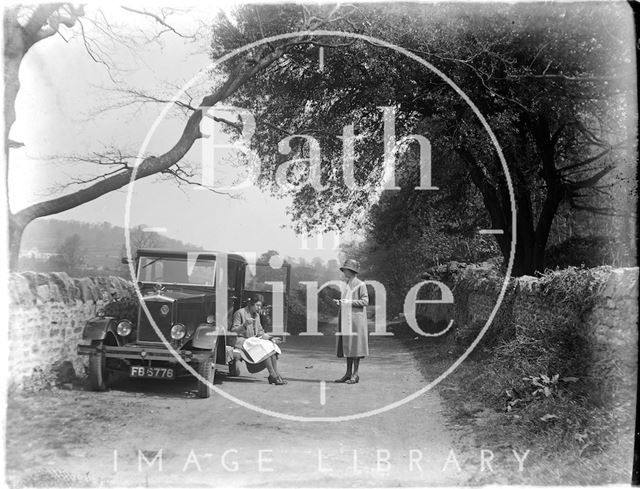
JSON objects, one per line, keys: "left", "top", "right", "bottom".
{"left": 7, "top": 336, "right": 480, "bottom": 487}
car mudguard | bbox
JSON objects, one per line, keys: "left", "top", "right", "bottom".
{"left": 82, "top": 317, "right": 118, "bottom": 341}
{"left": 191, "top": 324, "right": 219, "bottom": 350}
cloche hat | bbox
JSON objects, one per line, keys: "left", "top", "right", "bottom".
{"left": 340, "top": 259, "right": 360, "bottom": 274}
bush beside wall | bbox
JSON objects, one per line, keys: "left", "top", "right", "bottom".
{"left": 421, "top": 263, "right": 637, "bottom": 464}
{"left": 414, "top": 263, "right": 637, "bottom": 481}
{"left": 422, "top": 264, "right": 637, "bottom": 391}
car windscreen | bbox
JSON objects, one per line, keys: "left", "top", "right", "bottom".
{"left": 137, "top": 256, "right": 216, "bottom": 286}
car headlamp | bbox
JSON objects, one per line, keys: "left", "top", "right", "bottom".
{"left": 171, "top": 323, "right": 186, "bottom": 340}
{"left": 97, "top": 309, "right": 105, "bottom": 318}
{"left": 116, "top": 320, "right": 133, "bottom": 336}
{"left": 206, "top": 315, "right": 214, "bottom": 324}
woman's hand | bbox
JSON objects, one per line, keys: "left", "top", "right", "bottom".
{"left": 333, "top": 299, "right": 341, "bottom": 306}
{"left": 271, "top": 337, "right": 282, "bottom": 344}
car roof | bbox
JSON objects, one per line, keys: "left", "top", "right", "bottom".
{"left": 136, "top": 248, "right": 248, "bottom": 264}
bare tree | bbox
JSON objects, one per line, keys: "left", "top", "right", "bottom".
{"left": 4, "top": 3, "right": 347, "bottom": 270}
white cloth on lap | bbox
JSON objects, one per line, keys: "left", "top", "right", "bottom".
{"left": 240, "top": 336, "right": 281, "bottom": 364}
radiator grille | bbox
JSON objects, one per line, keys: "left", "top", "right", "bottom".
{"left": 137, "top": 300, "right": 173, "bottom": 343}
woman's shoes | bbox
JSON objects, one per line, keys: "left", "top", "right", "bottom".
{"left": 268, "top": 375, "right": 288, "bottom": 385}
{"left": 335, "top": 374, "right": 360, "bottom": 384}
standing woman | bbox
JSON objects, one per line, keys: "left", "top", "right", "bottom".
{"left": 334, "top": 259, "right": 369, "bottom": 384}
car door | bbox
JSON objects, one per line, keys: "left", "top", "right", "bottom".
{"left": 226, "top": 260, "right": 240, "bottom": 326}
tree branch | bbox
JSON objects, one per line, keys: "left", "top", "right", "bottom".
{"left": 22, "top": 4, "right": 63, "bottom": 43}
{"left": 507, "top": 73, "right": 627, "bottom": 82}
{"left": 456, "top": 148, "right": 511, "bottom": 256}
{"left": 559, "top": 138, "right": 631, "bottom": 173}
{"left": 120, "top": 6, "right": 195, "bottom": 39}
{"left": 571, "top": 203, "right": 636, "bottom": 218}
{"left": 23, "top": 4, "right": 84, "bottom": 46}
{"left": 567, "top": 166, "right": 615, "bottom": 190}
{"left": 159, "top": 164, "right": 236, "bottom": 197}
{"left": 11, "top": 31, "right": 315, "bottom": 223}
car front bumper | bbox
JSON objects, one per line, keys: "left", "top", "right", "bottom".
{"left": 77, "top": 344, "right": 212, "bottom": 364}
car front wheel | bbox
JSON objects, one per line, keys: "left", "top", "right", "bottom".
{"left": 196, "top": 361, "right": 215, "bottom": 398}
{"left": 88, "top": 346, "right": 108, "bottom": 391}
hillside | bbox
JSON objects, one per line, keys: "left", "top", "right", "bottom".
{"left": 19, "top": 219, "right": 202, "bottom": 276}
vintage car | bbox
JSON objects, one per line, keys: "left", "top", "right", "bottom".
{"left": 77, "top": 248, "right": 289, "bottom": 398}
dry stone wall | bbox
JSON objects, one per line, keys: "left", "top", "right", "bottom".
{"left": 424, "top": 263, "right": 636, "bottom": 344}
{"left": 8, "top": 272, "right": 134, "bottom": 388}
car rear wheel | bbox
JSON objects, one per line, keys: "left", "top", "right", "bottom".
{"left": 197, "top": 360, "right": 215, "bottom": 398}
{"left": 88, "top": 347, "right": 108, "bottom": 391}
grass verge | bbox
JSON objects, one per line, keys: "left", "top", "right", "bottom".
{"left": 400, "top": 331, "right": 635, "bottom": 485}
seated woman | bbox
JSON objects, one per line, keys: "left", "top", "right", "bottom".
{"left": 230, "top": 294, "right": 287, "bottom": 385}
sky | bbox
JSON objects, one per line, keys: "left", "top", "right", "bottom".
{"left": 7, "top": 3, "right": 350, "bottom": 262}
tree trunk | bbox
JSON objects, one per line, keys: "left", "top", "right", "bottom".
{"left": 8, "top": 213, "right": 28, "bottom": 271}
{"left": 532, "top": 182, "right": 565, "bottom": 273}
{"left": 3, "top": 7, "right": 24, "bottom": 156}
{"left": 458, "top": 148, "right": 542, "bottom": 277}
{"left": 512, "top": 216, "right": 534, "bottom": 276}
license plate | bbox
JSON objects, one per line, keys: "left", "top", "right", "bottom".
{"left": 129, "top": 366, "right": 175, "bottom": 379}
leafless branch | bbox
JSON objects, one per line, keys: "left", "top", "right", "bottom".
{"left": 508, "top": 73, "right": 627, "bottom": 82}
{"left": 159, "top": 163, "right": 238, "bottom": 198}
{"left": 559, "top": 138, "right": 632, "bottom": 173}
{"left": 11, "top": 9, "right": 357, "bottom": 227}
{"left": 76, "top": 17, "right": 118, "bottom": 83}
{"left": 570, "top": 203, "right": 636, "bottom": 218}
{"left": 96, "top": 87, "right": 244, "bottom": 131}
{"left": 56, "top": 166, "right": 128, "bottom": 191}
{"left": 8, "top": 140, "right": 24, "bottom": 149}
{"left": 567, "top": 166, "right": 615, "bottom": 190}
{"left": 120, "top": 6, "right": 195, "bottom": 39}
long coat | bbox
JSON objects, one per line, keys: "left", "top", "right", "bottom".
{"left": 230, "top": 306, "right": 265, "bottom": 349}
{"left": 336, "top": 277, "right": 369, "bottom": 358}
